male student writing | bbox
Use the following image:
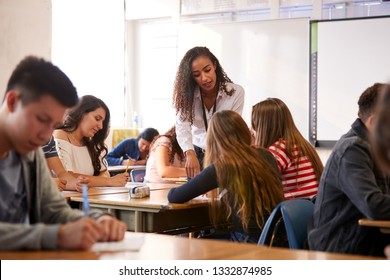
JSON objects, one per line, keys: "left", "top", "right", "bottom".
{"left": 0, "top": 56, "right": 126, "bottom": 250}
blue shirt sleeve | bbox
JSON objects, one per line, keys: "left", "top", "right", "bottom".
{"left": 106, "top": 138, "right": 140, "bottom": 166}
{"left": 167, "top": 165, "right": 218, "bottom": 203}
{"left": 41, "top": 136, "right": 58, "bottom": 159}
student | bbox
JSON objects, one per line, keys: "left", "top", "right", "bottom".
{"left": 0, "top": 56, "right": 126, "bottom": 250}
{"left": 173, "top": 46, "right": 245, "bottom": 178}
{"left": 106, "top": 127, "right": 159, "bottom": 166}
{"left": 168, "top": 110, "right": 284, "bottom": 243}
{"left": 42, "top": 136, "right": 88, "bottom": 192}
{"left": 54, "top": 95, "right": 129, "bottom": 187}
{"left": 308, "top": 83, "right": 390, "bottom": 257}
{"left": 144, "top": 126, "right": 186, "bottom": 183}
{"left": 251, "top": 98, "right": 323, "bottom": 199}
{"left": 371, "top": 84, "right": 390, "bottom": 259}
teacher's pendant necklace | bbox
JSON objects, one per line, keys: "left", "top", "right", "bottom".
{"left": 200, "top": 92, "right": 217, "bottom": 131}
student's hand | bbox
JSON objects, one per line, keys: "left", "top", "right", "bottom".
{"left": 54, "top": 178, "right": 67, "bottom": 191}
{"left": 385, "top": 245, "right": 390, "bottom": 259}
{"left": 136, "top": 159, "right": 147, "bottom": 165}
{"left": 185, "top": 150, "right": 200, "bottom": 178}
{"left": 96, "top": 215, "right": 127, "bottom": 242}
{"left": 122, "top": 158, "right": 136, "bottom": 166}
{"left": 110, "top": 173, "right": 129, "bottom": 187}
{"left": 57, "top": 217, "right": 102, "bottom": 250}
{"left": 74, "top": 176, "right": 90, "bottom": 192}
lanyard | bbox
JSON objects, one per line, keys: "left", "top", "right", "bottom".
{"left": 200, "top": 93, "right": 217, "bottom": 131}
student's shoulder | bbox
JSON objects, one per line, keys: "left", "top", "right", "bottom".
{"left": 53, "top": 129, "right": 68, "bottom": 141}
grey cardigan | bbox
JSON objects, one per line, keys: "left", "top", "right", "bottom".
{"left": 0, "top": 148, "right": 102, "bottom": 250}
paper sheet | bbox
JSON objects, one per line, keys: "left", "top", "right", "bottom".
{"left": 91, "top": 232, "right": 144, "bottom": 252}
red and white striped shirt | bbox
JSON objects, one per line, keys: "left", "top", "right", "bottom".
{"left": 268, "top": 140, "right": 318, "bottom": 200}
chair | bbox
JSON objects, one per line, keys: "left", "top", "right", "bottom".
{"left": 258, "top": 199, "right": 314, "bottom": 249}
{"left": 130, "top": 169, "right": 146, "bottom": 182}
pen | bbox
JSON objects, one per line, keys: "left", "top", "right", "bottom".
{"left": 51, "top": 169, "right": 57, "bottom": 178}
{"left": 125, "top": 154, "right": 135, "bottom": 173}
{"left": 125, "top": 155, "right": 131, "bottom": 173}
{"left": 82, "top": 184, "right": 89, "bottom": 217}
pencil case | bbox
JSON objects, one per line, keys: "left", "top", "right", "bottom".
{"left": 129, "top": 185, "right": 150, "bottom": 198}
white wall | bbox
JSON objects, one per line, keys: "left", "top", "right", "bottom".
{"left": 129, "top": 18, "right": 310, "bottom": 137}
{"left": 0, "top": 0, "right": 51, "bottom": 101}
{"left": 51, "top": 0, "right": 125, "bottom": 127}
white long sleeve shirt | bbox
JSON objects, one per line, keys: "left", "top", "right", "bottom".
{"left": 176, "top": 82, "right": 245, "bottom": 151}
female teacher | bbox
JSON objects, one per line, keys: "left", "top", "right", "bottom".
{"left": 173, "top": 46, "right": 245, "bottom": 178}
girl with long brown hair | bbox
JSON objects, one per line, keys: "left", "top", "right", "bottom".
{"left": 168, "top": 110, "right": 283, "bottom": 243}
{"left": 54, "top": 95, "right": 128, "bottom": 187}
{"left": 251, "top": 98, "right": 323, "bottom": 199}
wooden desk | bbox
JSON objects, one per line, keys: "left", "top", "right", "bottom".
{"left": 70, "top": 189, "right": 210, "bottom": 233}
{"left": 0, "top": 232, "right": 383, "bottom": 260}
{"left": 125, "top": 182, "right": 181, "bottom": 190}
{"left": 62, "top": 186, "right": 129, "bottom": 199}
{"left": 107, "top": 165, "right": 145, "bottom": 174}
{"left": 359, "top": 219, "right": 390, "bottom": 234}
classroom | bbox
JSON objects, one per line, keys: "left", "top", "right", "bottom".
{"left": 1, "top": 0, "right": 390, "bottom": 271}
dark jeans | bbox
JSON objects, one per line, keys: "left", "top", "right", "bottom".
{"left": 193, "top": 145, "right": 205, "bottom": 170}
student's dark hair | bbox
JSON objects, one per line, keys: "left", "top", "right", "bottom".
{"left": 60, "top": 95, "right": 110, "bottom": 175}
{"left": 5, "top": 56, "right": 78, "bottom": 107}
{"left": 172, "top": 46, "right": 234, "bottom": 124}
{"left": 150, "top": 126, "right": 184, "bottom": 164}
{"left": 138, "top": 127, "right": 159, "bottom": 143}
{"left": 358, "top": 83, "right": 384, "bottom": 122}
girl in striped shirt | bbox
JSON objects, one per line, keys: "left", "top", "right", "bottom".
{"left": 251, "top": 98, "right": 323, "bottom": 199}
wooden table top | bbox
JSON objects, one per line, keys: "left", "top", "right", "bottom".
{"left": 107, "top": 165, "right": 145, "bottom": 173}
{"left": 0, "top": 232, "right": 384, "bottom": 260}
{"left": 62, "top": 186, "right": 129, "bottom": 199}
{"left": 70, "top": 189, "right": 209, "bottom": 211}
{"left": 62, "top": 183, "right": 181, "bottom": 199}
{"left": 359, "top": 218, "right": 390, "bottom": 233}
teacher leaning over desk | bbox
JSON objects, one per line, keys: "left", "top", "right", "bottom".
{"left": 173, "top": 46, "right": 245, "bottom": 178}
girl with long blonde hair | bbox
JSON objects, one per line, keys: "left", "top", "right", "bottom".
{"left": 168, "top": 110, "right": 283, "bottom": 243}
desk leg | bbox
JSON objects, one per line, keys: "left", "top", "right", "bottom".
{"left": 134, "top": 211, "right": 142, "bottom": 232}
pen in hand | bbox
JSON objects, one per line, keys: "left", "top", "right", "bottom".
{"left": 125, "top": 155, "right": 131, "bottom": 173}
{"left": 51, "top": 169, "right": 57, "bottom": 178}
{"left": 82, "top": 184, "right": 89, "bottom": 217}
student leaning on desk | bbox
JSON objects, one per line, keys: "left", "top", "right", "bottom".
{"left": 168, "top": 110, "right": 284, "bottom": 243}
{"left": 106, "top": 127, "right": 159, "bottom": 166}
{"left": 53, "top": 95, "right": 129, "bottom": 187}
{"left": 0, "top": 56, "right": 126, "bottom": 250}
{"left": 144, "top": 125, "right": 187, "bottom": 183}
{"left": 42, "top": 135, "right": 88, "bottom": 192}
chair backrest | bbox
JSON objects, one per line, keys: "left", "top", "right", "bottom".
{"left": 258, "top": 199, "right": 314, "bottom": 249}
{"left": 130, "top": 169, "right": 146, "bottom": 182}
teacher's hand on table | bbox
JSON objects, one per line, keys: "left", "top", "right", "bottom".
{"left": 185, "top": 150, "right": 200, "bottom": 178}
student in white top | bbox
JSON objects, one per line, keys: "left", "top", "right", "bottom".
{"left": 53, "top": 95, "right": 129, "bottom": 187}
{"left": 173, "top": 46, "right": 245, "bottom": 178}
{"left": 42, "top": 136, "right": 88, "bottom": 191}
